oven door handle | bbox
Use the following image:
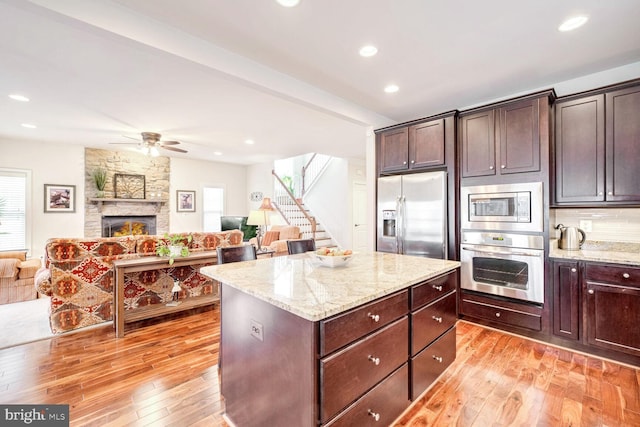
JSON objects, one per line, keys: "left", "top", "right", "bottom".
{"left": 461, "top": 246, "right": 543, "bottom": 258}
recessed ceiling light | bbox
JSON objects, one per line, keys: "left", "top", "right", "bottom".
{"left": 276, "top": 0, "right": 300, "bottom": 7}
{"left": 558, "top": 16, "right": 588, "bottom": 32}
{"left": 214, "top": 151, "right": 223, "bottom": 156}
{"left": 359, "top": 45, "right": 378, "bottom": 57}
{"left": 9, "top": 94, "right": 30, "bottom": 102}
{"left": 21, "top": 123, "right": 37, "bottom": 129}
{"left": 384, "top": 84, "right": 399, "bottom": 94}
{"left": 245, "top": 139, "right": 255, "bottom": 145}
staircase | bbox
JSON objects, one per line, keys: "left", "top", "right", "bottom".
{"left": 271, "top": 154, "right": 336, "bottom": 249}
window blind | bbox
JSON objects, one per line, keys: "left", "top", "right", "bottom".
{"left": 0, "top": 170, "right": 27, "bottom": 251}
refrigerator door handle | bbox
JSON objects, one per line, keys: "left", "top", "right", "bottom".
{"left": 396, "top": 195, "right": 402, "bottom": 254}
{"left": 398, "top": 196, "right": 407, "bottom": 254}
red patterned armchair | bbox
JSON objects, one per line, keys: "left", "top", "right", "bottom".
{"left": 35, "top": 230, "right": 243, "bottom": 334}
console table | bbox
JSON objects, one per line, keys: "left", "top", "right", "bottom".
{"left": 113, "top": 251, "right": 218, "bottom": 337}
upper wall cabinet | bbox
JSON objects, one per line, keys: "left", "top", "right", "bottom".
{"left": 553, "top": 81, "right": 640, "bottom": 205}
{"left": 460, "top": 96, "right": 545, "bottom": 179}
{"left": 378, "top": 117, "right": 445, "bottom": 173}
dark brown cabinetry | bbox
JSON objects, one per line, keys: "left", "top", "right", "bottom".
{"left": 550, "top": 259, "right": 640, "bottom": 364}
{"left": 584, "top": 263, "right": 640, "bottom": 358}
{"left": 378, "top": 118, "right": 445, "bottom": 173}
{"left": 409, "top": 271, "right": 457, "bottom": 400}
{"left": 554, "top": 95, "right": 605, "bottom": 203}
{"left": 461, "top": 97, "right": 543, "bottom": 178}
{"left": 605, "top": 85, "right": 640, "bottom": 202}
{"left": 553, "top": 82, "right": 640, "bottom": 205}
{"left": 459, "top": 291, "right": 543, "bottom": 332}
{"left": 552, "top": 260, "right": 580, "bottom": 341}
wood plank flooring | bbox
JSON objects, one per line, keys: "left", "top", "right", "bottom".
{"left": 0, "top": 307, "right": 638, "bottom": 426}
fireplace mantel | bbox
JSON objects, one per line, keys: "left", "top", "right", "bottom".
{"left": 88, "top": 198, "right": 166, "bottom": 213}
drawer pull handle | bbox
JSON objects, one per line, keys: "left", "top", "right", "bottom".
{"left": 367, "top": 313, "right": 380, "bottom": 322}
{"left": 432, "top": 355, "right": 443, "bottom": 363}
{"left": 367, "top": 409, "right": 381, "bottom": 421}
{"left": 571, "top": 268, "right": 577, "bottom": 273}
{"left": 623, "top": 273, "right": 630, "bottom": 279}
{"left": 368, "top": 355, "right": 380, "bottom": 365}
{"left": 588, "top": 289, "right": 595, "bottom": 295}
{"left": 432, "top": 315, "right": 443, "bottom": 323}
{"left": 495, "top": 312, "right": 501, "bottom": 318}
{"left": 432, "top": 284, "right": 443, "bottom": 292}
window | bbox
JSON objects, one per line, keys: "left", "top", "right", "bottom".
{"left": 0, "top": 169, "right": 30, "bottom": 252}
{"left": 202, "top": 186, "right": 224, "bottom": 232}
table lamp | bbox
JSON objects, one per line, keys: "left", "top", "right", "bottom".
{"left": 247, "top": 197, "right": 274, "bottom": 251}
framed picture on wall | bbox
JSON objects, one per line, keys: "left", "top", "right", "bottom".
{"left": 114, "top": 173, "right": 146, "bottom": 199}
{"left": 44, "top": 184, "right": 76, "bottom": 213}
{"left": 177, "top": 190, "right": 196, "bottom": 212}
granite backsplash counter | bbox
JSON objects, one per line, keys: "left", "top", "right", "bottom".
{"left": 549, "top": 239, "right": 640, "bottom": 266}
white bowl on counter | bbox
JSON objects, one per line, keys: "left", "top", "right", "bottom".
{"left": 313, "top": 251, "right": 353, "bottom": 268}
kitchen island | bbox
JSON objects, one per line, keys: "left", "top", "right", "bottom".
{"left": 201, "top": 251, "right": 460, "bottom": 427}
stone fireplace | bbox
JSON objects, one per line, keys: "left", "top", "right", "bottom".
{"left": 85, "top": 148, "right": 170, "bottom": 238}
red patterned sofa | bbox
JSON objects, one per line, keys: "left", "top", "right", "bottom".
{"left": 35, "top": 230, "right": 243, "bottom": 334}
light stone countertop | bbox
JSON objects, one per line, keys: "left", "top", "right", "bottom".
{"left": 549, "top": 239, "right": 640, "bottom": 266}
{"left": 200, "top": 251, "right": 460, "bottom": 322}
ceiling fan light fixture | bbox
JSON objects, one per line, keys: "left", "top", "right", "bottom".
{"left": 558, "top": 16, "right": 588, "bottom": 32}
{"left": 150, "top": 147, "right": 160, "bottom": 157}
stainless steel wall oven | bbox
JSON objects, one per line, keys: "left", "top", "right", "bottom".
{"left": 460, "top": 231, "right": 544, "bottom": 304}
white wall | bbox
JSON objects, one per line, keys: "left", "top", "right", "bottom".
{"left": 169, "top": 157, "right": 247, "bottom": 234}
{"left": 1, "top": 139, "right": 85, "bottom": 259}
{"left": 0, "top": 139, "right": 248, "bottom": 259}
{"left": 246, "top": 161, "right": 275, "bottom": 211}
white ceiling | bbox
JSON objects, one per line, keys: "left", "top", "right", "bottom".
{"left": 1, "top": 0, "right": 639, "bottom": 165}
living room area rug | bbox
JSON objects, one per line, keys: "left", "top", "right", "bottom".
{"left": 0, "top": 297, "right": 53, "bottom": 349}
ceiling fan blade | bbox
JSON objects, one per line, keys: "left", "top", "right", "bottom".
{"left": 162, "top": 146, "right": 188, "bottom": 153}
{"left": 122, "top": 135, "right": 140, "bottom": 141}
{"left": 160, "top": 140, "right": 181, "bottom": 146}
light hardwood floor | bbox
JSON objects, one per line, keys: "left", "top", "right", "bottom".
{"left": 0, "top": 306, "right": 638, "bottom": 426}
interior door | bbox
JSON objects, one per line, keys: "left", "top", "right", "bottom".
{"left": 352, "top": 182, "right": 367, "bottom": 251}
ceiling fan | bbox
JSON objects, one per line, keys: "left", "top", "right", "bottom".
{"left": 110, "top": 132, "right": 188, "bottom": 155}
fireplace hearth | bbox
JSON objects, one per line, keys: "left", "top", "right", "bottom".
{"left": 102, "top": 215, "right": 157, "bottom": 237}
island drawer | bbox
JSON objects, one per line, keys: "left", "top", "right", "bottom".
{"left": 585, "top": 263, "right": 640, "bottom": 285}
{"left": 410, "top": 326, "right": 456, "bottom": 400}
{"left": 411, "top": 270, "right": 457, "bottom": 310}
{"left": 320, "top": 316, "right": 409, "bottom": 422}
{"left": 411, "top": 291, "right": 457, "bottom": 355}
{"left": 320, "top": 290, "right": 409, "bottom": 356}
{"left": 324, "top": 364, "right": 409, "bottom": 427}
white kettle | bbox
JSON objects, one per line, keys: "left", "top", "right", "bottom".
{"left": 555, "top": 224, "right": 586, "bottom": 250}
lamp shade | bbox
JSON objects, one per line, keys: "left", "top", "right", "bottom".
{"left": 247, "top": 210, "right": 269, "bottom": 226}
{"left": 259, "top": 197, "right": 274, "bottom": 211}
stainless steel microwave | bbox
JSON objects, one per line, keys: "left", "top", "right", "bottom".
{"left": 461, "top": 182, "right": 543, "bottom": 232}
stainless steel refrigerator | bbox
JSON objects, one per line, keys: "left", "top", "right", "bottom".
{"left": 377, "top": 171, "right": 448, "bottom": 258}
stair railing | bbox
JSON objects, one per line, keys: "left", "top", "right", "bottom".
{"left": 272, "top": 170, "right": 316, "bottom": 239}
{"left": 301, "top": 153, "right": 332, "bottom": 197}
